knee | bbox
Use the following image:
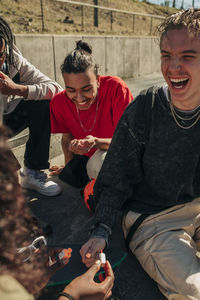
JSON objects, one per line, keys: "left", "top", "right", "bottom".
{"left": 86, "top": 150, "right": 107, "bottom": 179}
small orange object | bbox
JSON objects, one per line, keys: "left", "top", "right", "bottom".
{"left": 83, "top": 178, "right": 96, "bottom": 212}
{"left": 58, "top": 248, "right": 72, "bottom": 264}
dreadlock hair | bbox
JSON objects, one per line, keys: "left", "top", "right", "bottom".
{"left": 157, "top": 8, "right": 200, "bottom": 46}
{"left": 61, "top": 40, "right": 99, "bottom": 75}
{"left": 0, "top": 16, "right": 14, "bottom": 66}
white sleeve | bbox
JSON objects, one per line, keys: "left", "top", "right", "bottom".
{"left": 11, "top": 47, "right": 63, "bottom": 100}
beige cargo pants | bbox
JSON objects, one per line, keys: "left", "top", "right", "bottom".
{"left": 123, "top": 198, "right": 200, "bottom": 300}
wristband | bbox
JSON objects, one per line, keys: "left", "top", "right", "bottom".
{"left": 59, "top": 292, "right": 75, "bottom": 300}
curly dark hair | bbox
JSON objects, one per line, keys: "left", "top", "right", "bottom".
{"left": 157, "top": 8, "right": 200, "bottom": 45}
{"left": 0, "top": 125, "right": 49, "bottom": 296}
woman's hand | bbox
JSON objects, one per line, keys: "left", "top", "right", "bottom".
{"left": 59, "top": 260, "right": 114, "bottom": 300}
{"left": 80, "top": 237, "right": 106, "bottom": 268}
{"left": 69, "top": 136, "right": 96, "bottom": 155}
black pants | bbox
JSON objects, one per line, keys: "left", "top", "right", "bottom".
{"left": 3, "top": 100, "right": 51, "bottom": 170}
{"left": 59, "top": 155, "right": 90, "bottom": 188}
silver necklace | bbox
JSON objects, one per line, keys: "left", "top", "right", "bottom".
{"left": 168, "top": 93, "right": 200, "bottom": 130}
{"left": 76, "top": 97, "right": 99, "bottom": 132}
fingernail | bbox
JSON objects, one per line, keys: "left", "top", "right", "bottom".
{"left": 95, "top": 260, "right": 101, "bottom": 265}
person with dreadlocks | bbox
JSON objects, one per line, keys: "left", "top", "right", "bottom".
{"left": 80, "top": 8, "right": 200, "bottom": 300}
{"left": 0, "top": 16, "right": 62, "bottom": 196}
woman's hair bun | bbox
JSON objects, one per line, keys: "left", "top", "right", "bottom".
{"left": 75, "top": 40, "right": 92, "bottom": 54}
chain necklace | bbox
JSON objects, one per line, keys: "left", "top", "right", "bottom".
{"left": 76, "top": 97, "right": 99, "bottom": 132}
{"left": 168, "top": 93, "right": 200, "bottom": 130}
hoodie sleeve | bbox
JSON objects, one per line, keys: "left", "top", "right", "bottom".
{"left": 92, "top": 100, "right": 144, "bottom": 232}
{"left": 11, "top": 46, "right": 63, "bottom": 100}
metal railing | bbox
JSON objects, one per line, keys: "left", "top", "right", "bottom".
{"left": 56, "top": 0, "right": 165, "bottom": 35}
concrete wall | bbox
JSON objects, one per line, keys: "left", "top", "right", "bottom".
{"left": 15, "top": 34, "right": 161, "bottom": 88}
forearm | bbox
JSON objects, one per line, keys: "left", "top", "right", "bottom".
{"left": 93, "top": 137, "right": 111, "bottom": 150}
{"left": 61, "top": 134, "right": 74, "bottom": 164}
{"left": 90, "top": 223, "right": 112, "bottom": 246}
{"left": 0, "top": 73, "right": 29, "bottom": 98}
{"left": 94, "top": 187, "right": 126, "bottom": 231}
{"left": 12, "top": 84, "right": 28, "bottom": 98}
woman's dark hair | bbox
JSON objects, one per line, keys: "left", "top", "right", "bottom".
{"left": 61, "top": 40, "right": 99, "bottom": 75}
{"left": 0, "top": 16, "right": 14, "bottom": 66}
{"left": 0, "top": 125, "right": 49, "bottom": 296}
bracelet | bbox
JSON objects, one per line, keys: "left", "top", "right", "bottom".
{"left": 59, "top": 292, "right": 75, "bottom": 300}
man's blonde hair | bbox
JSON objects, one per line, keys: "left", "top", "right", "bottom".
{"left": 157, "top": 8, "right": 200, "bottom": 43}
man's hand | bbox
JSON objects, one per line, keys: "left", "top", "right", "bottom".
{"left": 69, "top": 135, "right": 96, "bottom": 155}
{"left": 59, "top": 260, "right": 114, "bottom": 300}
{"left": 0, "top": 71, "right": 28, "bottom": 97}
{"left": 80, "top": 237, "right": 106, "bottom": 268}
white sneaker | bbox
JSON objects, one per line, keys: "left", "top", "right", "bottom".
{"left": 20, "top": 167, "right": 61, "bottom": 196}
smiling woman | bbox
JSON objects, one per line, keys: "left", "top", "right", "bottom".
{"left": 50, "top": 40, "right": 133, "bottom": 188}
{"left": 63, "top": 68, "right": 99, "bottom": 112}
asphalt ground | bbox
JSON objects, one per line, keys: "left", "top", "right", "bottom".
{"left": 25, "top": 73, "right": 166, "bottom": 300}
{"left": 124, "top": 72, "right": 165, "bottom": 97}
